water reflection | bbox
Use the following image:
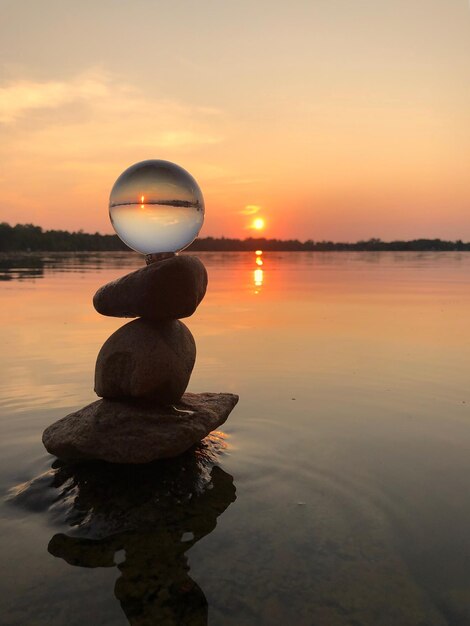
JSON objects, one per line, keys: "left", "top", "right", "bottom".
{"left": 11, "top": 435, "right": 236, "bottom": 626}
{"left": 254, "top": 250, "right": 264, "bottom": 292}
{"left": 0, "top": 255, "right": 45, "bottom": 280}
{"left": 0, "top": 252, "right": 147, "bottom": 281}
{"left": 6, "top": 251, "right": 470, "bottom": 623}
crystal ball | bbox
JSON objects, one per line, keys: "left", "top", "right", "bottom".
{"left": 109, "top": 160, "right": 205, "bottom": 254}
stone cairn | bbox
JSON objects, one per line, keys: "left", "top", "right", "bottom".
{"left": 42, "top": 254, "right": 238, "bottom": 464}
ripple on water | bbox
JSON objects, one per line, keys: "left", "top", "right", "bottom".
{"left": 6, "top": 432, "right": 237, "bottom": 625}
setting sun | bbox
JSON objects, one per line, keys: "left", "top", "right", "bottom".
{"left": 252, "top": 217, "right": 265, "bottom": 231}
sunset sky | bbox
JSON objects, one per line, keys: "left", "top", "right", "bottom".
{"left": 1, "top": 0, "right": 469, "bottom": 241}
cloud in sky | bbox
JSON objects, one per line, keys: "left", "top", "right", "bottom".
{"left": 0, "top": 69, "right": 229, "bottom": 230}
{"left": 0, "top": 69, "right": 224, "bottom": 148}
{"left": 240, "top": 205, "right": 260, "bottom": 215}
{"left": 0, "top": 72, "right": 109, "bottom": 124}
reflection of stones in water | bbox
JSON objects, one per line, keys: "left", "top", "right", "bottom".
{"left": 9, "top": 433, "right": 236, "bottom": 626}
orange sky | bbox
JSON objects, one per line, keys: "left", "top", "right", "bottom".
{"left": 1, "top": 0, "right": 470, "bottom": 241}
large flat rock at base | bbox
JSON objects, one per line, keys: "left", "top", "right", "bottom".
{"left": 42, "top": 392, "right": 238, "bottom": 464}
{"left": 93, "top": 254, "right": 208, "bottom": 321}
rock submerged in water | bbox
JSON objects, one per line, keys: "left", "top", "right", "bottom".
{"left": 93, "top": 255, "right": 208, "bottom": 321}
{"left": 42, "top": 393, "right": 239, "bottom": 464}
{"left": 95, "top": 318, "right": 195, "bottom": 404}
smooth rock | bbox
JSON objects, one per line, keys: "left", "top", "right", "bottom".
{"left": 95, "top": 318, "right": 195, "bottom": 404}
{"left": 42, "top": 392, "right": 239, "bottom": 463}
{"left": 93, "top": 254, "right": 208, "bottom": 320}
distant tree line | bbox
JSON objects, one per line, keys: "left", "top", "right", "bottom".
{"left": 189, "top": 236, "right": 470, "bottom": 252}
{"left": 0, "top": 223, "right": 128, "bottom": 252}
{"left": 1, "top": 222, "right": 470, "bottom": 252}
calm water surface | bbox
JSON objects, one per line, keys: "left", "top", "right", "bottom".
{"left": 1, "top": 251, "right": 470, "bottom": 625}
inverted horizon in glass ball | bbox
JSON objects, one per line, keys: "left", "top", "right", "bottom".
{"left": 109, "top": 160, "right": 205, "bottom": 255}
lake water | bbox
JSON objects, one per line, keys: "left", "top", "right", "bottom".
{"left": 1, "top": 251, "right": 470, "bottom": 626}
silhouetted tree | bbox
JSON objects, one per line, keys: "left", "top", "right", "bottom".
{"left": 2, "top": 222, "right": 470, "bottom": 252}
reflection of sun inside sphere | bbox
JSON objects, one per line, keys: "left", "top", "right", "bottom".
{"left": 109, "top": 160, "right": 205, "bottom": 255}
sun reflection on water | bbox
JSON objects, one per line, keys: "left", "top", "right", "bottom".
{"left": 254, "top": 249, "right": 264, "bottom": 292}
{"left": 254, "top": 268, "right": 264, "bottom": 287}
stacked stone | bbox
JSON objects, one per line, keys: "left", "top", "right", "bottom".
{"left": 42, "top": 255, "right": 238, "bottom": 464}
{"left": 94, "top": 255, "right": 206, "bottom": 404}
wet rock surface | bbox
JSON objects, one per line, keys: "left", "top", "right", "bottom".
{"left": 42, "top": 392, "right": 239, "bottom": 463}
{"left": 95, "top": 317, "right": 196, "bottom": 404}
{"left": 93, "top": 254, "right": 208, "bottom": 320}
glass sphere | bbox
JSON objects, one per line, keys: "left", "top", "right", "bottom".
{"left": 109, "top": 160, "right": 205, "bottom": 254}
